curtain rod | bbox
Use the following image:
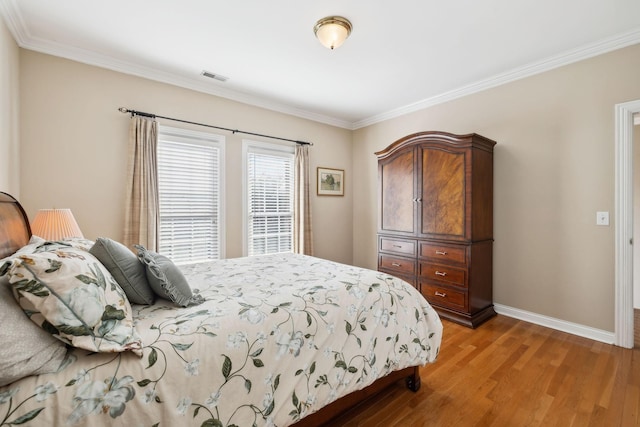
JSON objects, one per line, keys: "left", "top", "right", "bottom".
{"left": 118, "top": 107, "right": 313, "bottom": 146}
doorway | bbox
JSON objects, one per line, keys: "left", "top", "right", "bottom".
{"left": 633, "top": 113, "right": 640, "bottom": 347}
{"left": 615, "top": 100, "right": 640, "bottom": 348}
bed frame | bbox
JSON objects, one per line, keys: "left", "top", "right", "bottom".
{"left": 0, "top": 192, "right": 31, "bottom": 259}
{"left": 0, "top": 191, "right": 421, "bottom": 426}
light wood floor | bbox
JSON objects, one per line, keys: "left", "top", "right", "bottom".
{"left": 328, "top": 315, "right": 640, "bottom": 426}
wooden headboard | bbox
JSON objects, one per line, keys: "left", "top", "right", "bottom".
{"left": 0, "top": 192, "right": 31, "bottom": 259}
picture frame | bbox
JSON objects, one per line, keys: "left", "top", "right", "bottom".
{"left": 317, "top": 167, "right": 344, "bottom": 196}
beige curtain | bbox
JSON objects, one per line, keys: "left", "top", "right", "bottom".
{"left": 294, "top": 144, "right": 313, "bottom": 255}
{"left": 123, "top": 116, "right": 159, "bottom": 251}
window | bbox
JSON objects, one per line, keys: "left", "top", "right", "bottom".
{"left": 243, "top": 141, "right": 294, "bottom": 256}
{"left": 157, "top": 126, "right": 225, "bottom": 264}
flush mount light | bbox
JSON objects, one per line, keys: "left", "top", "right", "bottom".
{"left": 313, "top": 16, "right": 352, "bottom": 50}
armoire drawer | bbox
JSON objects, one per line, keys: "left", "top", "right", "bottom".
{"left": 420, "top": 283, "right": 467, "bottom": 312}
{"left": 419, "top": 242, "right": 467, "bottom": 265}
{"left": 378, "top": 254, "right": 416, "bottom": 276}
{"left": 419, "top": 262, "right": 466, "bottom": 287}
{"left": 379, "top": 237, "right": 417, "bottom": 257}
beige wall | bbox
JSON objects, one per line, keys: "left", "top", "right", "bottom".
{"left": 353, "top": 44, "right": 640, "bottom": 332}
{"left": 18, "top": 51, "right": 353, "bottom": 263}
{"left": 11, "top": 37, "right": 640, "bottom": 333}
{"left": 0, "top": 17, "right": 19, "bottom": 197}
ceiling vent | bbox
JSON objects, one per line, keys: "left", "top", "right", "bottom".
{"left": 201, "top": 70, "right": 229, "bottom": 82}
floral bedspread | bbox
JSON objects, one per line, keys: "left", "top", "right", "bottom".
{"left": 0, "top": 253, "right": 442, "bottom": 426}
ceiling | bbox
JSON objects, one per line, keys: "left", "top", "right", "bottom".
{"left": 2, "top": 0, "right": 640, "bottom": 129}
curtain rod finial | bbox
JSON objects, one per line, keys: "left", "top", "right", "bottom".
{"left": 118, "top": 107, "right": 128, "bottom": 113}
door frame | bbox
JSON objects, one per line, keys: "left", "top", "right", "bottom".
{"left": 615, "top": 99, "right": 640, "bottom": 348}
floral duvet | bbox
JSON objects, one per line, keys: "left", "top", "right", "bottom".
{"left": 0, "top": 253, "right": 442, "bottom": 427}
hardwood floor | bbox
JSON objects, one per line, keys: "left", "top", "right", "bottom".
{"left": 327, "top": 315, "right": 640, "bottom": 426}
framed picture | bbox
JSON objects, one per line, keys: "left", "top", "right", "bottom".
{"left": 317, "top": 167, "right": 344, "bottom": 196}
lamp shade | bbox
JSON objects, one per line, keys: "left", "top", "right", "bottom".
{"left": 31, "top": 209, "right": 84, "bottom": 240}
{"left": 314, "top": 16, "right": 352, "bottom": 50}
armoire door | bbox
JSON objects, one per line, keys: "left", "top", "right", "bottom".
{"left": 378, "top": 148, "right": 418, "bottom": 236}
{"left": 419, "top": 146, "right": 466, "bottom": 240}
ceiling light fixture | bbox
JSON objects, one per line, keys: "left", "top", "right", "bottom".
{"left": 313, "top": 16, "right": 352, "bottom": 50}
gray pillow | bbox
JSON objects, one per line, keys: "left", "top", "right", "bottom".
{"left": 90, "top": 238, "right": 155, "bottom": 305}
{"left": 134, "top": 245, "right": 204, "bottom": 307}
{"left": 0, "top": 274, "right": 67, "bottom": 386}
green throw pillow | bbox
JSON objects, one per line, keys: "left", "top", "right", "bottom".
{"left": 90, "top": 238, "right": 155, "bottom": 305}
{"left": 134, "top": 245, "right": 204, "bottom": 307}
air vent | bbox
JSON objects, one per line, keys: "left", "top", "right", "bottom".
{"left": 201, "top": 70, "right": 229, "bottom": 82}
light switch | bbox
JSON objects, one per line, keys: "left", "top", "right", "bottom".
{"left": 596, "top": 211, "right": 609, "bottom": 226}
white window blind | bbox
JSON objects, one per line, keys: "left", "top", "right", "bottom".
{"left": 157, "top": 128, "right": 224, "bottom": 264}
{"left": 246, "top": 143, "right": 294, "bottom": 256}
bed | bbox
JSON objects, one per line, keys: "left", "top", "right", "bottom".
{"left": 0, "top": 192, "right": 442, "bottom": 426}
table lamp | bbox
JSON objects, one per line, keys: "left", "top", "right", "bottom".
{"left": 31, "top": 208, "right": 84, "bottom": 240}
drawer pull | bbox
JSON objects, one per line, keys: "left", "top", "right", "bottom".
{"left": 392, "top": 245, "right": 403, "bottom": 248}
{"left": 435, "top": 271, "right": 447, "bottom": 277}
{"left": 435, "top": 250, "right": 447, "bottom": 255}
{"left": 391, "top": 262, "right": 401, "bottom": 267}
{"left": 435, "top": 291, "right": 447, "bottom": 297}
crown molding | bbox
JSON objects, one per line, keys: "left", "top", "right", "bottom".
{"left": 25, "top": 39, "right": 355, "bottom": 130}
{"left": 0, "top": 0, "right": 353, "bottom": 130}
{"left": 353, "top": 28, "right": 640, "bottom": 129}
{"left": 2, "top": 0, "right": 639, "bottom": 131}
{"left": 0, "top": 0, "right": 28, "bottom": 44}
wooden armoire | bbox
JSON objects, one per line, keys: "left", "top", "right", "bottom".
{"left": 376, "top": 131, "right": 496, "bottom": 328}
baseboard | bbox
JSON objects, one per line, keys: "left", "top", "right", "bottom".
{"left": 493, "top": 303, "right": 615, "bottom": 345}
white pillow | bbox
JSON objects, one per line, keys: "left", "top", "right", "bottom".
{"left": 0, "top": 238, "right": 68, "bottom": 386}
{"left": 5, "top": 246, "right": 142, "bottom": 356}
